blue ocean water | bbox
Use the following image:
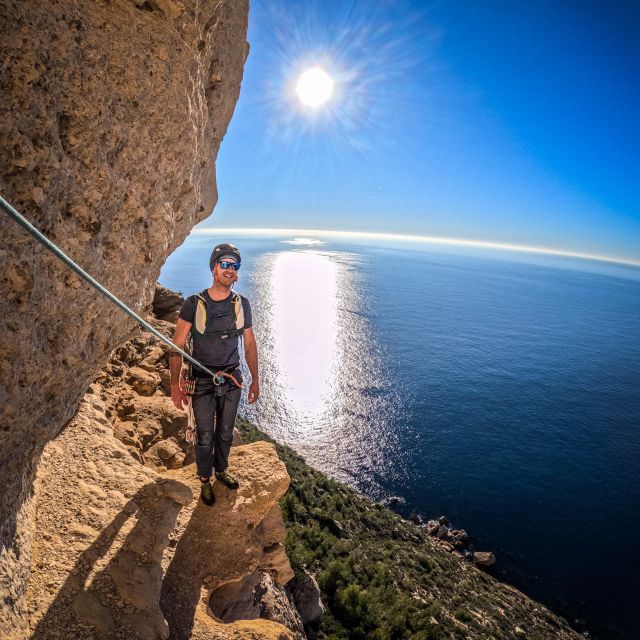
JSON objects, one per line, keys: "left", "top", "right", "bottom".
{"left": 160, "top": 231, "right": 640, "bottom": 639}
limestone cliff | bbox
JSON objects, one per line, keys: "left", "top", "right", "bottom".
{"left": 0, "top": 297, "right": 583, "bottom": 639}
{"left": 0, "top": 0, "right": 249, "bottom": 612}
{"left": 2, "top": 317, "right": 299, "bottom": 639}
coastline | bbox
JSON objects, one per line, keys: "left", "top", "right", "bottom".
{"left": 234, "top": 421, "right": 582, "bottom": 640}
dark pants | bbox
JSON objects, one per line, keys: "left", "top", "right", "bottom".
{"left": 191, "top": 377, "right": 241, "bottom": 478}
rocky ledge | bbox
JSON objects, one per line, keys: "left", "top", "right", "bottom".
{"left": 1, "top": 307, "right": 301, "bottom": 639}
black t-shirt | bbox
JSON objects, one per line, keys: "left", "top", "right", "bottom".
{"left": 178, "top": 290, "right": 252, "bottom": 375}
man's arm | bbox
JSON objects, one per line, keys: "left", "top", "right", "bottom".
{"left": 169, "top": 318, "right": 192, "bottom": 410}
{"left": 243, "top": 326, "right": 260, "bottom": 404}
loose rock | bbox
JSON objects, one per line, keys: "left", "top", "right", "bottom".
{"left": 473, "top": 552, "right": 497, "bottom": 567}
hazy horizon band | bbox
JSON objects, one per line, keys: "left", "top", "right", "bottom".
{"left": 192, "top": 227, "right": 640, "bottom": 269}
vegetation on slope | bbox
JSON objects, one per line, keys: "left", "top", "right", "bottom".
{"left": 237, "top": 419, "right": 578, "bottom": 640}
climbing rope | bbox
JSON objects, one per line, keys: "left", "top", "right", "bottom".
{"left": 213, "top": 369, "right": 243, "bottom": 388}
{"left": 0, "top": 193, "right": 216, "bottom": 378}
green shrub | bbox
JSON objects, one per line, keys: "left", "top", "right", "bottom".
{"left": 336, "top": 584, "right": 369, "bottom": 628}
{"left": 453, "top": 606, "right": 473, "bottom": 623}
{"left": 318, "top": 558, "right": 353, "bottom": 601}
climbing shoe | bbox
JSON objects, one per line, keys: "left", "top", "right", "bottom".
{"left": 200, "top": 481, "right": 215, "bottom": 506}
{"left": 215, "top": 470, "right": 240, "bottom": 490}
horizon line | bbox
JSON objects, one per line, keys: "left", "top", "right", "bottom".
{"left": 192, "top": 227, "right": 640, "bottom": 268}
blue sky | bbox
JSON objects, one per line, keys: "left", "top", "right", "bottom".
{"left": 206, "top": 0, "right": 640, "bottom": 263}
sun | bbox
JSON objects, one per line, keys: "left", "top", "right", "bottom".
{"left": 295, "top": 67, "right": 334, "bottom": 108}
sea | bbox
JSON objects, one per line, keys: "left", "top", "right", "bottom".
{"left": 160, "top": 230, "right": 640, "bottom": 640}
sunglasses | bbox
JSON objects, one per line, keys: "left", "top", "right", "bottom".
{"left": 218, "top": 260, "right": 241, "bottom": 271}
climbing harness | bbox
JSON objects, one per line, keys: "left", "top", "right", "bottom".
{"left": 0, "top": 194, "right": 217, "bottom": 379}
{"left": 213, "top": 369, "right": 243, "bottom": 388}
{"left": 183, "top": 368, "right": 243, "bottom": 446}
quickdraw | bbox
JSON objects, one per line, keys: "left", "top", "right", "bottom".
{"left": 182, "top": 377, "right": 196, "bottom": 394}
{"left": 183, "top": 376, "right": 198, "bottom": 446}
{"left": 186, "top": 409, "right": 197, "bottom": 446}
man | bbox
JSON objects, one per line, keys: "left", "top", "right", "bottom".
{"left": 169, "top": 242, "right": 259, "bottom": 506}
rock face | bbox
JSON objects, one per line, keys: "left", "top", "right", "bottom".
{"left": 287, "top": 570, "right": 324, "bottom": 634}
{"left": 209, "top": 572, "right": 305, "bottom": 640}
{"left": 0, "top": 0, "right": 249, "bottom": 607}
{"left": 153, "top": 284, "right": 186, "bottom": 323}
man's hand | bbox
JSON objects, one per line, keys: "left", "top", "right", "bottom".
{"left": 170, "top": 319, "right": 192, "bottom": 410}
{"left": 171, "top": 383, "right": 188, "bottom": 410}
{"left": 248, "top": 380, "right": 260, "bottom": 404}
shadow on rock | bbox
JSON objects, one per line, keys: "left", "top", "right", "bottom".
{"left": 32, "top": 479, "right": 191, "bottom": 640}
{"left": 159, "top": 499, "right": 210, "bottom": 640}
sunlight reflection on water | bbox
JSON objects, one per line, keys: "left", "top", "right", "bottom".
{"left": 241, "top": 247, "right": 405, "bottom": 490}
{"left": 271, "top": 251, "right": 339, "bottom": 418}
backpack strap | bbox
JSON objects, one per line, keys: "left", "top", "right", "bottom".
{"left": 193, "top": 293, "right": 207, "bottom": 335}
{"left": 231, "top": 291, "right": 244, "bottom": 334}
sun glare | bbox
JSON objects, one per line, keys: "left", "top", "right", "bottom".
{"left": 295, "top": 67, "right": 334, "bottom": 108}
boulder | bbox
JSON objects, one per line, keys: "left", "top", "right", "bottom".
{"left": 145, "top": 437, "right": 186, "bottom": 470}
{"left": 449, "top": 529, "right": 469, "bottom": 547}
{"left": 152, "top": 285, "right": 185, "bottom": 323}
{"left": 137, "top": 345, "right": 167, "bottom": 373}
{"left": 425, "top": 520, "right": 440, "bottom": 536}
{"left": 126, "top": 367, "right": 161, "bottom": 396}
{"left": 209, "top": 571, "right": 305, "bottom": 639}
{"left": 473, "top": 552, "right": 496, "bottom": 567}
{"left": 288, "top": 570, "right": 325, "bottom": 626}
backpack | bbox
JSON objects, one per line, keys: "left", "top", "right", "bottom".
{"left": 182, "top": 290, "right": 245, "bottom": 382}
{"left": 192, "top": 290, "right": 245, "bottom": 339}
